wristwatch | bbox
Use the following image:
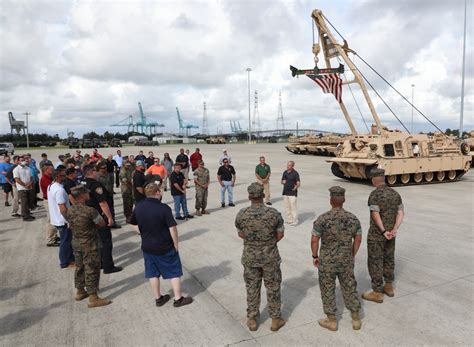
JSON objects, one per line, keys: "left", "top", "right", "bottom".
{"left": 312, "top": 255, "right": 318, "bottom": 259}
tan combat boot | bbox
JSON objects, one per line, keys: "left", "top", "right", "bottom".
{"left": 75, "top": 288, "right": 89, "bottom": 301}
{"left": 351, "top": 311, "right": 361, "bottom": 330}
{"left": 270, "top": 318, "right": 286, "bottom": 331}
{"left": 362, "top": 291, "right": 384, "bottom": 303}
{"left": 247, "top": 318, "right": 258, "bottom": 331}
{"left": 318, "top": 314, "right": 337, "bottom": 331}
{"left": 383, "top": 282, "right": 395, "bottom": 297}
{"left": 195, "top": 209, "right": 202, "bottom": 216}
{"left": 88, "top": 293, "right": 112, "bottom": 308}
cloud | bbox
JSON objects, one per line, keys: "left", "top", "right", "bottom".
{"left": 0, "top": 0, "right": 471, "bottom": 137}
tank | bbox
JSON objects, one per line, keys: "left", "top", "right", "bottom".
{"left": 328, "top": 128, "right": 471, "bottom": 186}
{"left": 206, "top": 136, "right": 226, "bottom": 144}
{"left": 290, "top": 9, "right": 471, "bottom": 186}
{"left": 286, "top": 134, "right": 344, "bottom": 156}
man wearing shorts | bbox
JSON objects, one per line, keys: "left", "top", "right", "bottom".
{"left": 130, "top": 182, "right": 193, "bottom": 308}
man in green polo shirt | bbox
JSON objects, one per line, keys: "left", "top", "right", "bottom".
{"left": 255, "top": 156, "right": 272, "bottom": 205}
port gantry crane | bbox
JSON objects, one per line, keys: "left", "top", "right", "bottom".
{"left": 176, "top": 107, "right": 199, "bottom": 136}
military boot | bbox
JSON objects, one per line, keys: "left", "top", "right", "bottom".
{"left": 383, "top": 282, "right": 395, "bottom": 297}
{"left": 75, "top": 288, "right": 89, "bottom": 301}
{"left": 270, "top": 318, "right": 286, "bottom": 332}
{"left": 351, "top": 311, "right": 361, "bottom": 330}
{"left": 195, "top": 209, "right": 202, "bottom": 216}
{"left": 318, "top": 314, "right": 337, "bottom": 331}
{"left": 247, "top": 318, "right": 258, "bottom": 331}
{"left": 88, "top": 293, "right": 112, "bottom": 308}
{"left": 362, "top": 291, "right": 384, "bottom": 303}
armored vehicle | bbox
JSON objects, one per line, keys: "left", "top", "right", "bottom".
{"left": 290, "top": 9, "right": 471, "bottom": 185}
{"left": 286, "top": 134, "right": 344, "bottom": 156}
{"left": 206, "top": 136, "right": 226, "bottom": 144}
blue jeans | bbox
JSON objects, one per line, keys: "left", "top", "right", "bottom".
{"left": 56, "top": 225, "right": 74, "bottom": 268}
{"left": 220, "top": 181, "right": 233, "bottom": 204}
{"left": 173, "top": 194, "right": 188, "bottom": 217}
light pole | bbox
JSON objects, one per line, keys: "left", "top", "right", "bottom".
{"left": 411, "top": 84, "right": 415, "bottom": 133}
{"left": 246, "top": 67, "right": 252, "bottom": 143}
{"left": 24, "top": 112, "right": 30, "bottom": 149}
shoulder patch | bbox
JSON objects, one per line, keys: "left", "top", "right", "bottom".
{"left": 95, "top": 187, "right": 103, "bottom": 195}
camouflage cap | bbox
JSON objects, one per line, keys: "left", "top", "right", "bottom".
{"left": 70, "top": 184, "right": 89, "bottom": 197}
{"left": 370, "top": 168, "right": 385, "bottom": 178}
{"left": 329, "top": 186, "right": 345, "bottom": 197}
{"left": 136, "top": 160, "right": 145, "bottom": 167}
{"left": 247, "top": 182, "right": 264, "bottom": 198}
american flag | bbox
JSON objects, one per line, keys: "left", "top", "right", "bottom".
{"left": 307, "top": 74, "right": 343, "bottom": 103}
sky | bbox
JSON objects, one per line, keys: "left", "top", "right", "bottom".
{"left": 0, "top": 0, "right": 472, "bottom": 137}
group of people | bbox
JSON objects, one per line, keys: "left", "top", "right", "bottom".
{"left": 0, "top": 148, "right": 404, "bottom": 332}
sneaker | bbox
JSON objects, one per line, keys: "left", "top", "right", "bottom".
{"left": 228, "top": 203, "right": 235, "bottom": 207}
{"left": 221, "top": 203, "right": 225, "bottom": 208}
{"left": 5, "top": 201, "right": 10, "bottom": 207}
{"left": 155, "top": 294, "right": 171, "bottom": 307}
{"left": 46, "top": 240, "right": 60, "bottom": 247}
{"left": 266, "top": 202, "right": 272, "bottom": 205}
{"left": 103, "top": 266, "right": 123, "bottom": 274}
{"left": 12, "top": 213, "right": 21, "bottom": 218}
{"left": 175, "top": 216, "right": 184, "bottom": 220}
{"left": 185, "top": 215, "right": 194, "bottom": 219}
{"left": 173, "top": 296, "right": 193, "bottom": 307}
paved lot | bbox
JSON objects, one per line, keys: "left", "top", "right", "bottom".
{"left": 0, "top": 143, "right": 473, "bottom": 346}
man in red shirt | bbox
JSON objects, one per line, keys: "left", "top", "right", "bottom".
{"left": 189, "top": 148, "right": 202, "bottom": 172}
{"left": 90, "top": 149, "right": 103, "bottom": 163}
{"left": 39, "top": 164, "right": 60, "bottom": 247}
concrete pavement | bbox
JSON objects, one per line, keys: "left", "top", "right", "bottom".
{"left": 0, "top": 143, "right": 473, "bottom": 345}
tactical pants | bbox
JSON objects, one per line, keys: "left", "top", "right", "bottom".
{"left": 243, "top": 263, "right": 282, "bottom": 319}
{"left": 195, "top": 187, "right": 208, "bottom": 210}
{"left": 74, "top": 248, "right": 101, "bottom": 294}
{"left": 122, "top": 193, "right": 133, "bottom": 220}
{"left": 18, "top": 189, "right": 32, "bottom": 218}
{"left": 256, "top": 179, "right": 270, "bottom": 203}
{"left": 99, "top": 226, "right": 115, "bottom": 271}
{"left": 115, "top": 168, "right": 121, "bottom": 188}
{"left": 319, "top": 269, "right": 360, "bottom": 315}
{"left": 368, "top": 239, "right": 396, "bottom": 292}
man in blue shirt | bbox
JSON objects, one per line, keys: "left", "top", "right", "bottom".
{"left": 130, "top": 182, "right": 193, "bottom": 308}
{"left": 0, "top": 155, "right": 13, "bottom": 206}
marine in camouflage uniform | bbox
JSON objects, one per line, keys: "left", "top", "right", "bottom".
{"left": 67, "top": 185, "right": 111, "bottom": 308}
{"left": 119, "top": 162, "right": 134, "bottom": 223}
{"left": 363, "top": 168, "right": 404, "bottom": 303}
{"left": 235, "top": 183, "right": 286, "bottom": 332}
{"left": 193, "top": 160, "right": 210, "bottom": 215}
{"left": 311, "top": 186, "right": 362, "bottom": 331}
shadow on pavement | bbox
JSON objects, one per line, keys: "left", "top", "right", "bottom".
{"left": 181, "top": 260, "right": 232, "bottom": 297}
{"left": 0, "top": 282, "right": 40, "bottom": 302}
{"left": 180, "top": 228, "right": 209, "bottom": 242}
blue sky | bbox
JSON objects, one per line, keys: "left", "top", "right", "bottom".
{"left": 0, "top": 0, "right": 471, "bottom": 137}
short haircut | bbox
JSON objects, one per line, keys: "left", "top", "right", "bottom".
{"left": 145, "top": 182, "right": 160, "bottom": 197}
{"left": 12, "top": 155, "right": 19, "bottom": 161}
{"left": 174, "top": 163, "right": 182, "bottom": 168}
{"left": 41, "top": 153, "right": 47, "bottom": 157}
{"left": 41, "top": 163, "right": 53, "bottom": 172}
{"left": 82, "top": 164, "right": 96, "bottom": 176}
{"left": 56, "top": 164, "right": 66, "bottom": 171}
{"left": 70, "top": 185, "right": 87, "bottom": 198}
{"left": 65, "top": 167, "right": 76, "bottom": 176}
{"left": 260, "top": 156, "right": 265, "bottom": 160}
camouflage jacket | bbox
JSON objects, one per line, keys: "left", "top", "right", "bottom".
{"left": 119, "top": 167, "right": 133, "bottom": 194}
{"left": 235, "top": 202, "right": 284, "bottom": 267}
{"left": 312, "top": 207, "right": 362, "bottom": 272}
{"left": 368, "top": 185, "right": 403, "bottom": 241}
{"left": 97, "top": 173, "right": 113, "bottom": 194}
{"left": 193, "top": 167, "right": 210, "bottom": 187}
{"left": 67, "top": 203, "right": 103, "bottom": 251}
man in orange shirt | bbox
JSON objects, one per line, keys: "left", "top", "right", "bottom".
{"left": 146, "top": 157, "right": 168, "bottom": 185}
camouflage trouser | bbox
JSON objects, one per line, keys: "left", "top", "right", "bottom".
{"left": 243, "top": 263, "right": 282, "bottom": 319}
{"left": 122, "top": 193, "right": 133, "bottom": 220}
{"left": 74, "top": 248, "right": 101, "bottom": 294}
{"left": 195, "top": 187, "right": 208, "bottom": 210}
{"left": 319, "top": 269, "right": 361, "bottom": 315}
{"left": 368, "top": 239, "right": 396, "bottom": 292}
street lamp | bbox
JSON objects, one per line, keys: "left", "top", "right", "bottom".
{"left": 411, "top": 84, "right": 415, "bottom": 133}
{"left": 246, "top": 67, "right": 252, "bottom": 143}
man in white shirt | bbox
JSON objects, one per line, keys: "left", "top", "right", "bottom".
{"left": 113, "top": 149, "right": 123, "bottom": 188}
{"left": 13, "top": 156, "right": 35, "bottom": 221}
{"left": 219, "top": 149, "right": 232, "bottom": 166}
{"left": 48, "top": 167, "right": 75, "bottom": 268}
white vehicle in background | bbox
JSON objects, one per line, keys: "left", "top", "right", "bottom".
{"left": 0, "top": 143, "right": 15, "bottom": 155}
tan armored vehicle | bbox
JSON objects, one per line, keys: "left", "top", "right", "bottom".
{"left": 286, "top": 134, "right": 344, "bottom": 156}
{"left": 206, "top": 136, "right": 226, "bottom": 144}
{"left": 290, "top": 9, "right": 471, "bottom": 185}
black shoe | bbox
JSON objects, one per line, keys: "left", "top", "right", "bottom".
{"left": 185, "top": 215, "right": 194, "bottom": 219}
{"left": 221, "top": 203, "right": 225, "bottom": 208}
{"left": 103, "top": 266, "right": 123, "bottom": 274}
{"left": 5, "top": 201, "right": 10, "bottom": 206}
{"left": 47, "top": 240, "right": 60, "bottom": 247}
{"left": 37, "top": 197, "right": 43, "bottom": 201}
{"left": 111, "top": 223, "right": 122, "bottom": 229}
{"left": 55, "top": 236, "right": 61, "bottom": 242}
{"left": 266, "top": 202, "right": 272, "bottom": 205}
{"left": 164, "top": 188, "right": 167, "bottom": 192}
{"left": 12, "top": 213, "right": 21, "bottom": 218}
{"left": 175, "top": 216, "right": 184, "bottom": 220}
{"left": 228, "top": 203, "right": 235, "bottom": 207}
{"left": 173, "top": 296, "right": 193, "bottom": 307}
{"left": 23, "top": 216, "right": 35, "bottom": 221}
{"left": 156, "top": 294, "right": 171, "bottom": 307}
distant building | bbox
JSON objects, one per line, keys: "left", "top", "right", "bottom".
{"left": 128, "top": 135, "right": 148, "bottom": 143}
